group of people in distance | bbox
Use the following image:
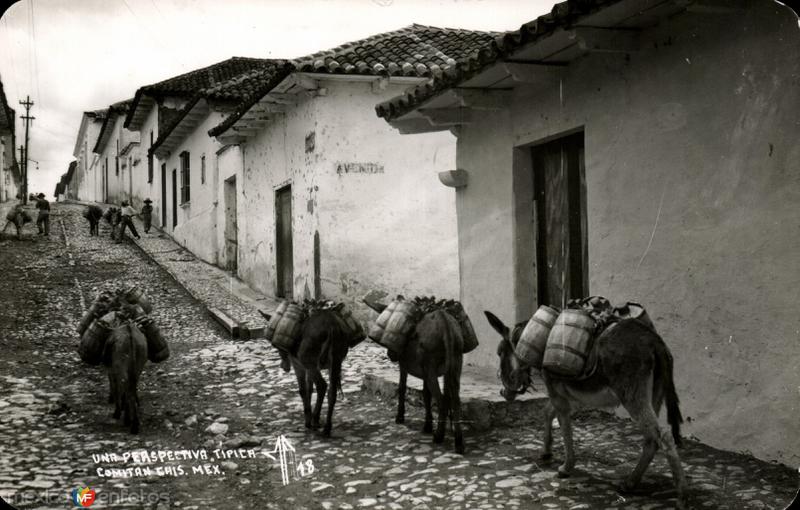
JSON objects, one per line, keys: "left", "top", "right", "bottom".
{"left": 2, "top": 193, "right": 51, "bottom": 239}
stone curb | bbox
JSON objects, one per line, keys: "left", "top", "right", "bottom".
{"left": 360, "top": 371, "right": 550, "bottom": 432}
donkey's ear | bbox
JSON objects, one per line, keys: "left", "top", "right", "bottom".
{"left": 484, "top": 311, "right": 509, "bottom": 337}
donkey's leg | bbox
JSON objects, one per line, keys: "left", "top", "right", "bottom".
{"left": 549, "top": 394, "right": 575, "bottom": 478}
{"left": 311, "top": 369, "right": 327, "bottom": 429}
{"left": 303, "top": 370, "right": 317, "bottom": 429}
{"left": 396, "top": 368, "right": 407, "bottom": 424}
{"left": 422, "top": 381, "right": 433, "bottom": 433}
{"left": 129, "top": 385, "right": 140, "bottom": 434}
{"left": 449, "top": 380, "right": 464, "bottom": 455}
{"left": 541, "top": 401, "right": 556, "bottom": 461}
{"left": 425, "top": 372, "right": 448, "bottom": 444}
{"left": 323, "top": 357, "right": 343, "bottom": 438}
{"left": 293, "top": 365, "right": 312, "bottom": 429}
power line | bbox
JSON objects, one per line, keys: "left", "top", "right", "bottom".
{"left": 29, "top": 0, "right": 42, "bottom": 108}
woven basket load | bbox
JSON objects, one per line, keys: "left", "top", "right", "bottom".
{"left": 265, "top": 301, "right": 289, "bottom": 341}
{"left": 542, "top": 309, "right": 596, "bottom": 377}
{"left": 614, "top": 302, "right": 656, "bottom": 332}
{"left": 271, "top": 303, "right": 306, "bottom": 351}
{"left": 337, "top": 306, "right": 365, "bottom": 348}
{"left": 131, "top": 306, "right": 169, "bottom": 363}
{"left": 516, "top": 305, "right": 559, "bottom": 368}
{"left": 78, "top": 311, "right": 119, "bottom": 365}
{"left": 122, "top": 286, "right": 153, "bottom": 315}
{"left": 368, "top": 297, "right": 418, "bottom": 353}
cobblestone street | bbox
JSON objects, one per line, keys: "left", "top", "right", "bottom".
{"left": 0, "top": 203, "right": 798, "bottom": 509}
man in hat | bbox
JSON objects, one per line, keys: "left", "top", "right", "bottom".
{"left": 117, "top": 201, "right": 141, "bottom": 243}
{"left": 141, "top": 198, "right": 154, "bottom": 233}
{"left": 35, "top": 193, "right": 50, "bottom": 236}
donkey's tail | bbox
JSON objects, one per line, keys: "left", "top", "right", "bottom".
{"left": 655, "top": 336, "right": 683, "bottom": 447}
{"left": 440, "top": 311, "right": 463, "bottom": 417}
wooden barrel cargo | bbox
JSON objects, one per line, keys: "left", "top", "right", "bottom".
{"left": 338, "top": 307, "right": 365, "bottom": 348}
{"left": 516, "top": 305, "right": 560, "bottom": 368}
{"left": 542, "top": 309, "right": 596, "bottom": 377}
{"left": 615, "top": 302, "right": 656, "bottom": 332}
{"left": 448, "top": 302, "right": 479, "bottom": 354}
{"left": 76, "top": 300, "right": 109, "bottom": 335}
{"left": 78, "top": 312, "right": 116, "bottom": 365}
{"left": 271, "top": 303, "right": 306, "bottom": 351}
{"left": 265, "top": 300, "right": 289, "bottom": 342}
{"left": 378, "top": 300, "right": 418, "bottom": 353}
{"left": 135, "top": 315, "right": 170, "bottom": 363}
{"left": 368, "top": 300, "right": 399, "bottom": 343}
{"left": 123, "top": 286, "right": 153, "bottom": 315}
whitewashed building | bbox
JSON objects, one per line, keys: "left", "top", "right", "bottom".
{"left": 73, "top": 109, "right": 107, "bottom": 203}
{"left": 0, "top": 76, "right": 20, "bottom": 203}
{"left": 92, "top": 99, "right": 140, "bottom": 205}
{"left": 209, "top": 25, "right": 497, "bottom": 318}
{"left": 378, "top": 0, "right": 800, "bottom": 466}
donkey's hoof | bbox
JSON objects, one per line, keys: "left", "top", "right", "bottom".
{"left": 422, "top": 423, "right": 433, "bottom": 434}
{"left": 433, "top": 433, "right": 445, "bottom": 444}
{"left": 539, "top": 452, "right": 553, "bottom": 462}
{"left": 454, "top": 438, "right": 465, "bottom": 455}
{"left": 556, "top": 467, "right": 572, "bottom": 478}
{"left": 617, "top": 479, "right": 639, "bottom": 495}
{"left": 322, "top": 426, "right": 332, "bottom": 438}
{"left": 395, "top": 415, "right": 405, "bottom": 424}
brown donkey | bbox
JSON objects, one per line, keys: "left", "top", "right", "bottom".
{"left": 484, "top": 312, "right": 688, "bottom": 509}
{"left": 105, "top": 323, "right": 148, "bottom": 434}
{"left": 365, "top": 301, "right": 465, "bottom": 454}
{"left": 289, "top": 310, "right": 350, "bottom": 437}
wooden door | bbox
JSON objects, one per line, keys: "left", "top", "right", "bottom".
{"left": 161, "top": 164, "right": 167, "bottom": 227}
{"left": 275, "top": 186, "right": 293, "bottom": 299}
{"left": 171, "top": 169, "right": 177, "bottom": 229}
{"left": 532, "top": 133, "right": 587, "bottom": 308}
{"left": 224, "top": 176, "right": 238, "bottom": 271}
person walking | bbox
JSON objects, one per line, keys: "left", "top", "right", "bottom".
{"left": 35, "top": 193, "right": 50, "bottom": 236}
{"left": 116, "top": 201, "right": 141, "bottom": 243}
{"left": 141, "top": 199, "right": 154, "bottom": 233}
{"left": 2, "top": 202, "right": 29, "bottom": 239}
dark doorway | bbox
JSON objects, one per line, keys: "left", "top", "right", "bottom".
{"left": 171, "top": 169, "right": 177, "bottom": 229}
{"left": 161, "top": 164, "right": 167, "bottom": 227}
{"left": 532, "top": 132, "right": 587, "bottom": 308}
{"left": 224, "top": 176, "right": 238, "bottom": 272}
{"left": 275, "top": 185, "right": 293, "bottom": 299}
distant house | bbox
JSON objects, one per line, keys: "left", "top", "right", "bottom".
{"left": 121, "top": 57, "right": 280, "bottom": 234}
{"left": 55, "top": 161, "right": 77, "bottom": 202}
{"left": 147, "top": 59, "right": 289, "bottom": 264}
{"left": 209, "top": 25, "right": 496, "bottom": 316}
{"left": 92, "top": 99, "right": 139, "bottom": 205}
{"left": 378, "top": 0, "right": 800, "bottom": 465}
{"left": 73, "top": 109, "right": 107, "bottom": 203}
{"left": 0, "top": 75, "right": 20, "bottom": 202}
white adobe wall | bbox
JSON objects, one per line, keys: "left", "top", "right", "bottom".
{"left": 239, "top": 79, "right": 459, "bottom": 320}
{"left": 454, "top": 2, "right": 800, "bottom": 465}
{"left": 129, "top": 107, "right": 163, "bottom": 226}
{"left": 161, "top": 110, "right": 226, "bottom": 264}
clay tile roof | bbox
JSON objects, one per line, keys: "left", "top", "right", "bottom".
{"left": 292, "top": 23, "right": 499, "bottom": 78}
{"left": 208, "top": 25, "right": 496, "bottom": 137}
{"left": 152, "top": 59, "right": 292, "bottom": 154}
{"left": 376, "top": 0, "right": 622, "bottom": 121}
{"left": 93, "top": 98, "right": 134, "bottom": 153}
{"left": 125, "top": 57, "right": 282, "bottom": 128}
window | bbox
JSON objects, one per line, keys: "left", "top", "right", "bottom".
{"left": 147, "top": 130, "right": 154, "bottom": 183}
{"left": 115, "top": 140, "right": 120, "bottom": 176}
{"left": 200, "top": 154, "right": 206, "bottom": 185}
{"left": 180, "top": 151, "right": 190, "bottom": 204}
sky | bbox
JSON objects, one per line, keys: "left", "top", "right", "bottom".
{"left": 0, "top": 0, "right": 555, "bottom": 197}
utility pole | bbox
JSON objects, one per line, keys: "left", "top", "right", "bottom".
{"left": 18, "top": 145, "right": 25, "bottom": 201}
{"left": 19, "top": 96, "right": 34, "bottom": 205}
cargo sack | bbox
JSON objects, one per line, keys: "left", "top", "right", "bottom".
{"left": 368, "top": 298, "right": 418, "bottom": 353}
{"left": 614, "top": 302, "right": 656, "bottom": 332}
{"left": 134, "top": 315, "right": 169, "bottom": 363}
{"left": 542, "top": 309, "right": 596, "bottom": 378}
{"left": 447, "top": 302, "right": 479, "bottom": 354}
{"left": 337, "top": 306, "right": 365, "bottom": 348}
{"left": 122, "top": 286, "right": 153, "bottom": 315}
{"left": 265, "top": 301, "right": 289, "bottom": 342}
{"left": 515, "top": 305, "right": 560, "bottom": 368}
{"left": 4, "top": 210, "right": 17, "bottom": 222}
{"left": 78, "top": 311, "right": 118, "bottom": 365}
{"left": 77, "top": 300, "right": 107, "bottom": 335}
{"left": 271, "top": 303, "right": 306, "bottom": 351}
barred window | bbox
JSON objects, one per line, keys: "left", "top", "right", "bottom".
{"left": 180, "top": 151, "right": 190, "bottom": 204}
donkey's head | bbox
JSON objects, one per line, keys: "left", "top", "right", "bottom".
{"left": 484, "top": 311, "right": 532, "bottom": 402}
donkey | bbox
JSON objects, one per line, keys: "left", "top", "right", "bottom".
{"left": 84, "top": 205, "right": 103, "bottom": 236}
{"left": 484, "top": 311, "right": 688, "bottom": 509}
{"left": 365, "top": 301, "right": 465, "bottom": 454}
{"left": 288, "top": 309, "right": 350, "bottom": 437}
{"left": 104, "top": 323, "right": 148, "bottom": 433}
